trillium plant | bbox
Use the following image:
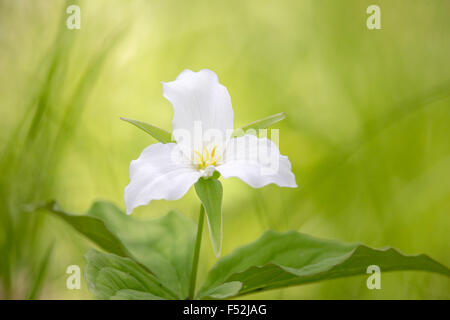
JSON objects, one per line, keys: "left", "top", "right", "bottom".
{"left": 42, "top": 70, "right": 449, "bottom": 300}
{"left": 124, "top": 69, "right": 296, "bottom": 257}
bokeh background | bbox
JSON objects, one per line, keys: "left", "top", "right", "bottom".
{"left": 0, "top": 0, "right": 449, "bottom": 299}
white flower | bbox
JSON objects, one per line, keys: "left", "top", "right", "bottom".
{"left": 125, "top": 69, "right": 297, "bottom": 214}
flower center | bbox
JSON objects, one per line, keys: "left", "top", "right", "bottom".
{"left": 193, "top": 145, "right": 221, "bottom": 170}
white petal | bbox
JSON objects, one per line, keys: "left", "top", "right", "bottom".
{"left": 216, "top": 135, "right": 297, "bottom": 188}
{"left": 162, "top": 69, "right": 234, "bottom": 155}
{"left": 124, "top": 143, "right": 201, "bottom": 214}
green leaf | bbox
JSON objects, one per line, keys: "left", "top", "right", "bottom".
{"left": 84, "top": 249, "right": 170, "bottom": 300}
{"left": 120, "top": 117, "right": 173, "bottom": 143}
{"left": 197, "top": 281, "right": 242, "bottom": 300}
{"left": 110, "top": 290, "right": 166, "bottom": 300}
{"left": 232, "top": 112, "right": 286, "bottom": 137}
{"left": 197, "top": 230, "right": 450, "bottom": 299}
{"left": 88, "top": 202, "right": 197, "bottom": 299}
{"left": 194, "top": 178, "right": 223, "bottom": 257}
{"left": 42, "top": 201, "right": 131, "bottom": 257}
{"left": 43, "top": 201, "right": 196, "bottom": 299}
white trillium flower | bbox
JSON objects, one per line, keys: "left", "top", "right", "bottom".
{"left": 125, "top": 69, "right": 297, "bottom": 214}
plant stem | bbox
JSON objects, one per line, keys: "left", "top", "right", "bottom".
{"left": 188, "top": 204, "right": 205, "bottom": 299}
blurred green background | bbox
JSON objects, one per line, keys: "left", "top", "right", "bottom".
{"left": 0, "top": 0, "right": 449, "bottom": 299}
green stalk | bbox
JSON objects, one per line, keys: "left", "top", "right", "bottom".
{"left": 188, "top": 205, "right": 205, "bottom": 299}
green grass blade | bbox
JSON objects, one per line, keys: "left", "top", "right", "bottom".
{"left": 27, "top": 243, "right": 54, "bottom": 300}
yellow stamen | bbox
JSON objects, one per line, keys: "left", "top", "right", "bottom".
{"left": 204, "top": 146, "right": 210, "bottom": 161}
{"left": 213, "top": 155, "right": 221, "bottom": 165}
{"left": 194, "top": 150, "right": 203, "bottom": 159}
{"left": 193, "top": 145, "right": 221, "bottom": 170}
